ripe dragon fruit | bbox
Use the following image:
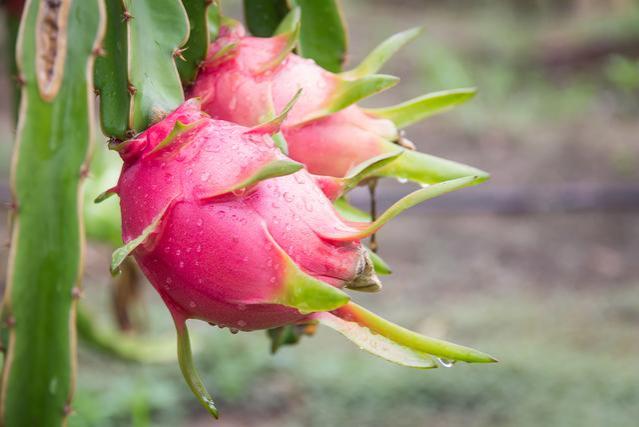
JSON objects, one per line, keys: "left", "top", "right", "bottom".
{"left": 190, "top": 13, "right": 489, "bottom": 186}
{"left": 104, "top": 99, "right": 495, "bottom": 417}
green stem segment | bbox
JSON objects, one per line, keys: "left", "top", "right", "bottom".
{"left": 0, "top": 1, "right": 104, "bottom": 425}
{"left": 172, "top": 313, "right": 219, "bottom": 419}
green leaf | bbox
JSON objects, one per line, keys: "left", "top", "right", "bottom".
{"left": 320, "top": 176, "right": 482, "bottom": 241}
{"left": 291, "top": 0, "right": 347, "bottom": 72}
{"left": 200, "top": 159, "right": 303, "bottom": 199}
{"left": 111, "top": 201, "right": 174, "bottom": 274}
{"left": 95, "top": 0, "right": 130, "bottom": 138}
{"left": 125, "top": 0, "right": 190, "bottom": 131}
{"left": 366, "top": 88, "right": 478, "bottom": 129}
{"left": 274, "top": 6, "right": 301, "bottom": 35}
{"left": 174, "top": 316, "right": 219, "bottom": 418}
{"left": 255, "top": 14, "right": 300, "bottom": 73}
{"left": 342, "top": 150, "right": 404, "bottom": 192}
{"left": 377, "top": 139, "right": 490, "bottom": 185}
{"left": 341, "top": 27, "right": 421, "bottom": 79}
{"left": 329, "top": 302, "right": 497, "bottom": 363}
{"left": 243, "top": 0, "right": 289, "bottom": 37}
{"left": 316, "top": 311, "right": 437, "bottom": 369}
{"left": 316, "top": 302, "right": 496, "bottom": 367}
{"left": 207, "top": 0, "right": 221, "bottom": 40}
{"left": 0, "top": 1, "right": 104, "bottom": 425}
{"left": 94, "top": 187, "right": 117, "bottom": 204}
{"left": 147, "top": 118, "right": 207, "bottom": 155}
{"left": 266, "top": 227, "right": 350, "bottom": 314}
{"left": 302, "top": 74, "right": 399, "bottom": 123}
{"left": 248, "top": 88, "right": 303, "bottom": 135}
{"left": 333, "top": 197, "right": 371, "bottom": 222}
{"left": 177, "top": 0, "right": 212, "bottom": 84}
{"left": 366, "top": 247, "right": 392, "bottom": 275}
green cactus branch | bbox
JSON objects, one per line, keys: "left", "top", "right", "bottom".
{"left": 96, "top": 0, "right": 191, "bottom": 138}
{"left": 0, "top": 1, "right": 105, "bottom": 426}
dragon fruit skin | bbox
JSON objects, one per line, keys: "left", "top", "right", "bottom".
{"left": 190, "top": 24, "right": 488, "bottom": 183}
{"left": 110, "top": 99, "right": 495, "bottom": 418}
{"left": 114, "top": 99, "right": 370, "bottom": 331}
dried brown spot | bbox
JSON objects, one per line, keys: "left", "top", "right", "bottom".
{"left": 35, "top": 0, "right": 71, "bottom": 101}
{"left": 127, "top": 83, "right": 137, "bottom": 95}
{"left": 122, "top": 10, "right": 133, "bottom": 22}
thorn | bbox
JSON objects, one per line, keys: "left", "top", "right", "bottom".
{"left": 127, "top": 83, "right": 137, "bottom": 96}
{"left": 79, "top": 164, "right": 90, "bottom": 179}
{"left": 122, "top": 10, "right": 133, "bottom": 22}
{"left": 5, "top": 316, "right": 15, "bottom": 328}
{"left": 92, "top": 46, "right": 106, "bottom": 57}
{"left": 14, "top": 74, "right": 26, "bottom": 87}
{"left": 173, "top": 47, "right": 188, "bottom": 62}
{"left": 125, "top": 129, "right": 136, "bottom": 139}
{"left": 8, "top": 200, "right": 19, "bottom": 214}
{"left": 93, "top": 88, "right": 100, "bottom": 96}
{"left": 63, "top": 404, "right": 73, "bottom": 416}
{"left": 71, "top": 287, "right": 83, "bottom": 299}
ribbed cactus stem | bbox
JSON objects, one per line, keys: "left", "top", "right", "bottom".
{"left": 0, "top": 1, "right": 104, "bottom": 425}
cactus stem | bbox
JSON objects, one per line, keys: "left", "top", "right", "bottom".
{"left": 122, "top": 10, "right": 134, "bottom": 22}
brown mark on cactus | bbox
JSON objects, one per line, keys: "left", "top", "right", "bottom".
{"left": 35, "top": 0, "right": 71, "bottom": 101}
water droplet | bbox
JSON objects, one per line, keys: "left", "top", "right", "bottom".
{"left": 396, "top": 177, "right": 408, "bottom": 184}
{"left": 196, "top": 218, "right": 203, "bottom": 227}
{"left": 237, "top": 320, "right": 247, "bottom": 328}
{"left": 269, "top": 276, "right": 276, "bottom": 283}
{"left": 200, "top": 172, "right": 210, "bottom": 182}
{"left": 435, "top": 357, "right": 454, "bottom": 368}
{"left": 242, "top": 256, "right": 249, "bottom": 262}
{"left": 303, "top": 199, "right": 314, "bottom": 212}
{"left": 179, "top": 261, "right": 184, "bottom": 268}
{"left": 230, "top": 328, "right": 239, "bottom": 334}
{"left": 196, "top": 244, "right": 202, "bottom": 253}
{"left": 237, "top": 303, "right": 247, "bottom": 311}
{"left": 175, "top": 249, "right": 181, "bottom": 256}
{"left": 189, "top": 301, "right": 196, "bottom": 308}
{"left": 285, "top": 223, "right": 292, "bottom": 231}
{"left": 186, "top": 168, "right": 193, "bottom": 176}
{"left": 294, "top": 174, "right": 305, "bottom": 184}
{"left": 283, "top": 192, "right": 294, "bottom": 202}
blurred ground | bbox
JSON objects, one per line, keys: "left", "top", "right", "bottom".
{"left": 1, "top": 1, "right": 639, "bottom": 426}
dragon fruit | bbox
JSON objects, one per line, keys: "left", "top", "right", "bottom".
{"left": 105, "top": 99, "right": 495, "bottom": 417}
{"left": 190, "top": 15, "right": 489, "bottom": 186}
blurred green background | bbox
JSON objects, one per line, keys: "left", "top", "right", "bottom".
{"left": 1, "top": 0, "right": 639, "bottom": 426}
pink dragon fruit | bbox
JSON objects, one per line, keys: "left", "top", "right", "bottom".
{"left": 105, "top": 99, "right": 495, "bottom": 417}
{"left": 190, "top": 15, "right": 488, "bottom": 186}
